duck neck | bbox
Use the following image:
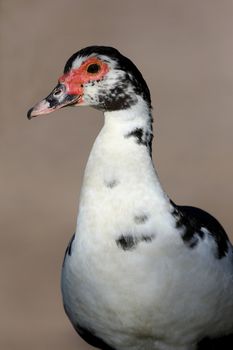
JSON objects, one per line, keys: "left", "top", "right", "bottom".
{"left": 78, "top": 98, "right": 169, "bottom": 214}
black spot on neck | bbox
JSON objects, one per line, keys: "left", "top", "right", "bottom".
{"left": 126, "top": 127, "right": 153, "bottom": 157}
{"left": 116, "top": 234, "right": 154, "bottom": 251}
{"left": 171, "top": 200, "right": 229, "bottom": 259}
{"left": 127, "top": 128, "right": 145, "bottom": 144}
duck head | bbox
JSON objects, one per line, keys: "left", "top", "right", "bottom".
{"left": 27, "top": 46, "right": 151, "bottom": 119}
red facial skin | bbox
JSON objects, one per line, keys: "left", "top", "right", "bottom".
{"left": 27, "top": 58, "right": 109, "bottom": 119}
{"left": 59, "top": 58, "right": 109, "bottom": 100}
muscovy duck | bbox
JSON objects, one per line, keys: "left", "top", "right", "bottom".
{"left": 28, "top": 46, "right": 233, "bottom": 350}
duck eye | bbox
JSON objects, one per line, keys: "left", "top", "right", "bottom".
{"left": 87, "top": 63, "right": 101, "bottom": 74}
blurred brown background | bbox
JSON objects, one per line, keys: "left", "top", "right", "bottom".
{"left": 0, "top": 0, "right": 233, "bottom": 349}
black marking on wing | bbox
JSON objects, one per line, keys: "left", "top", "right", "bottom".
{"left": 62, "top": 233, "right": 75, "bottom": 266}
{"left": 116, "top": 234, "right": 154, "bottom": 251}
{"left": 171, "top": 201, "right": 229, "bottom": 259}
{"left": 74, "top": 323, "right": 116, "bottom": 350}
{"left": 198, "top": 334, "right": 233, "bottom": 350}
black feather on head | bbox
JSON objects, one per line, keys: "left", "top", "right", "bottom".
{"left": 63, "top": 46, "right": 151, "bottom": 108}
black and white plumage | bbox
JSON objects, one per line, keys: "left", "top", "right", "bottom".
{"left": 28, "top": 46, "right": 233, "bottom": 350}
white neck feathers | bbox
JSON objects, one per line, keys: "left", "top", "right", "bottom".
{"left": 76, "top": 99, "right": 169, "bottom": 237}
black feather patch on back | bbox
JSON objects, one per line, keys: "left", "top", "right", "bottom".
{"left": 171, "top": 201, "right": 229, "bottom": 259}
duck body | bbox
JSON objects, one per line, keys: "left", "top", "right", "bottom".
{"left": 28, "top": 46, "right": 233, "bottom": 350}
{"left": 61, "top": 106, "right": 233, "bottom": 350}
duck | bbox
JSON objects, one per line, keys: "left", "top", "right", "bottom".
{"left": 27, "top": 46, "right": 233, "bottom": 350}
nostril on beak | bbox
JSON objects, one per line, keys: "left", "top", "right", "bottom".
{"left": 53, "top": 83, "right": 66, "bottom": 97}
{"left": 53, "top": 88, "right": 62, "bottom": 96}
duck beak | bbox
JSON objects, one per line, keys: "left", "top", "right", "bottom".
{"left": 27, "top": 83, "right": 80, "bottom": 120}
